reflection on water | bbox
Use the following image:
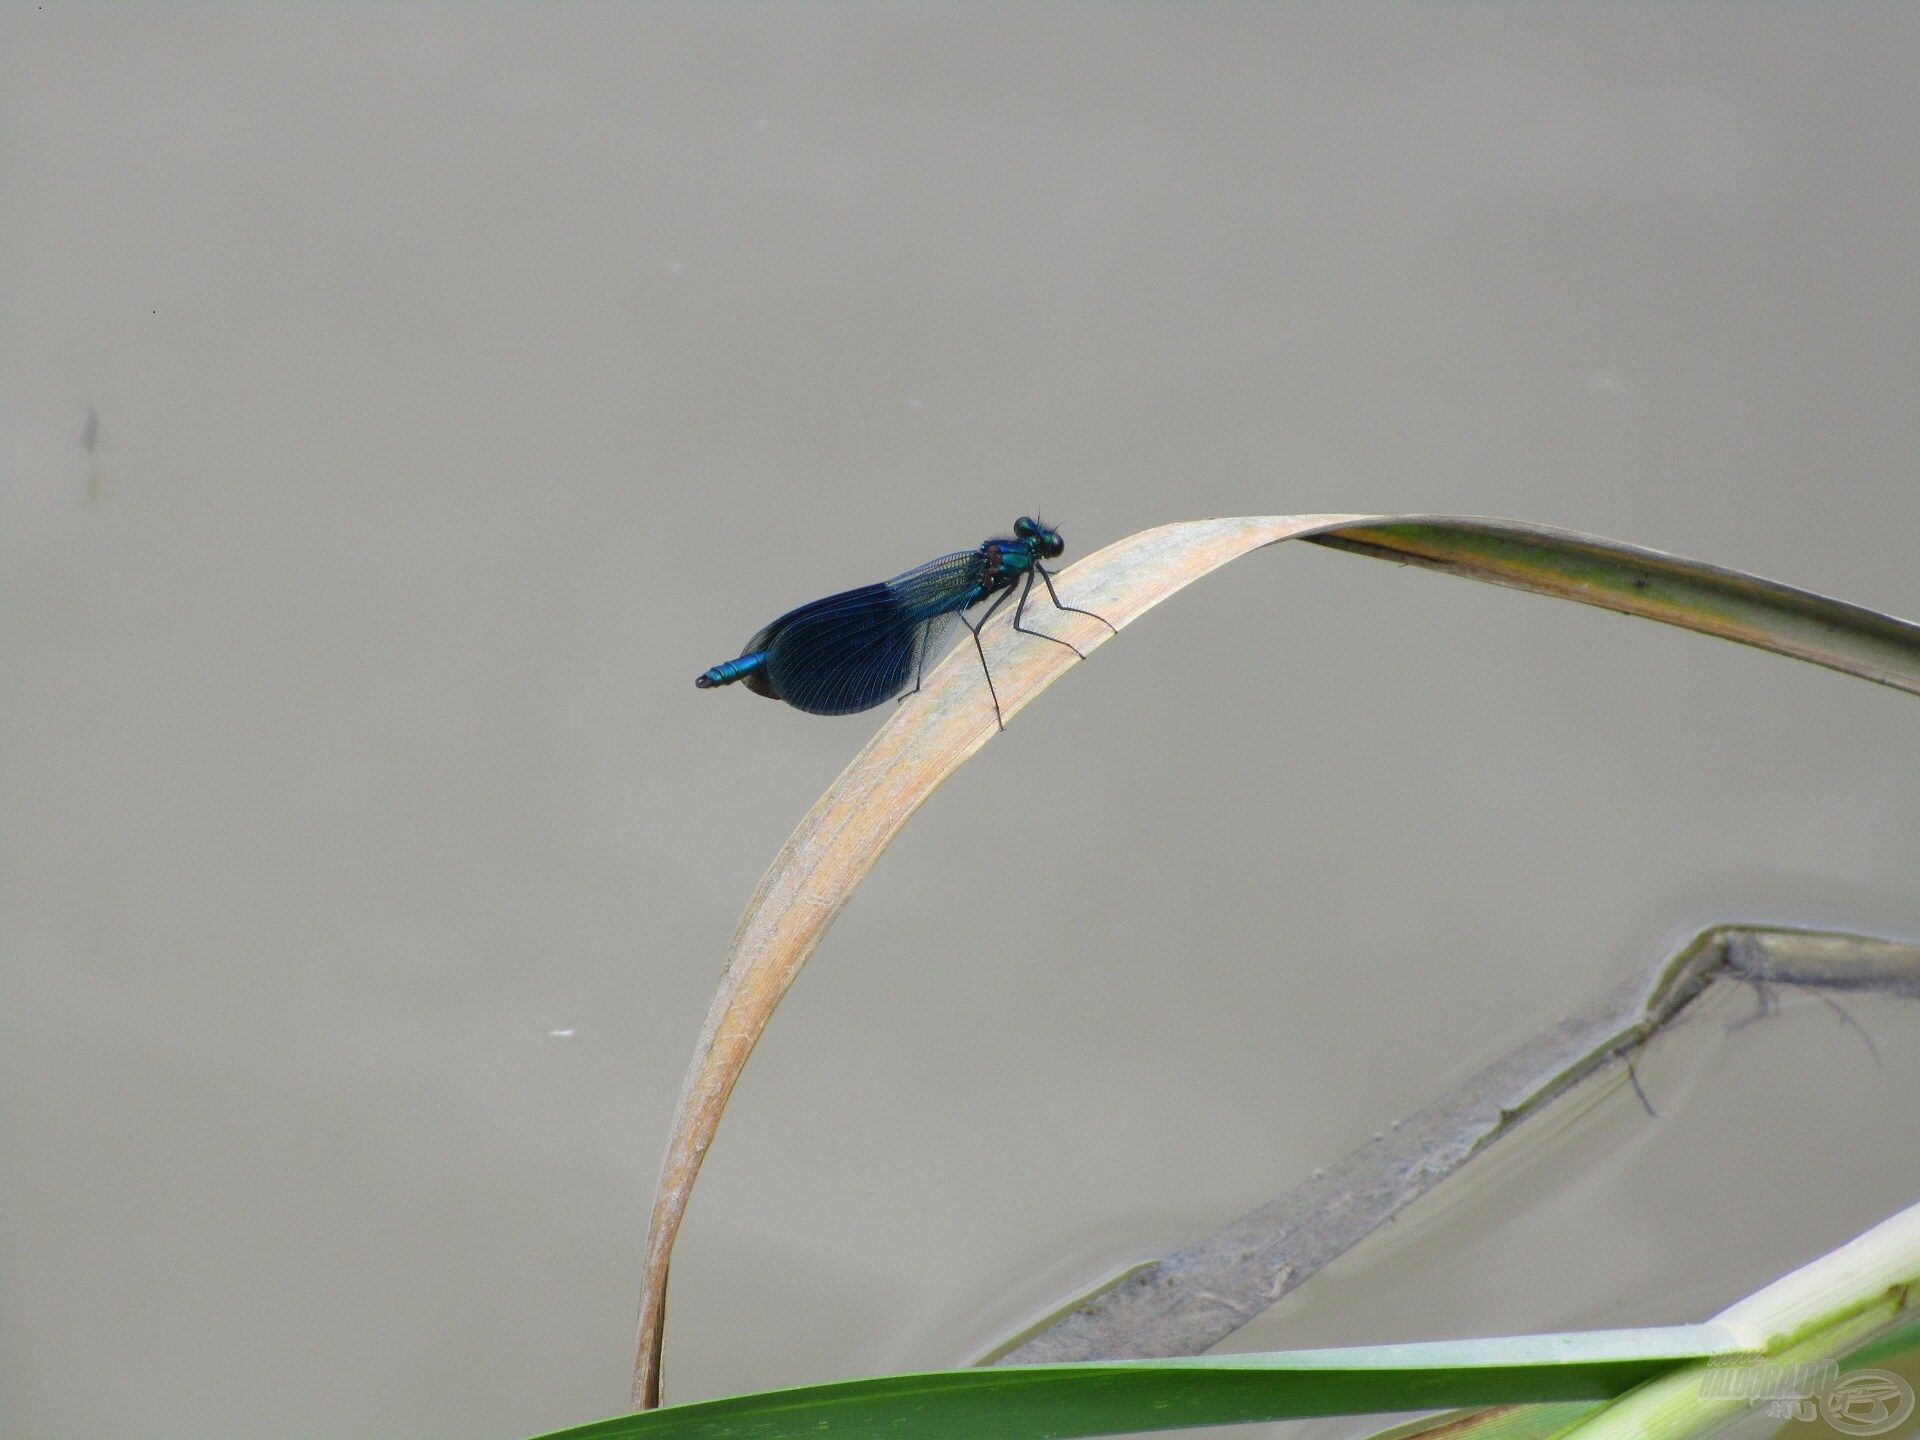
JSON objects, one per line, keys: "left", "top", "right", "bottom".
{"left": 989, "top": 980, "right": 1920, "bottom": 1440}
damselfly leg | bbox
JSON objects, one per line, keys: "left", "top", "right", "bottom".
{"left": 1037, "top": 565, "right": 1118, "bottom": 634}
{"left": 958, "top": 585, "right": 1017, "bottom": 729}
{"left": 1010, "top": 566, "right": 1117, "bottom": 659}
{"left": 1010, "top": 570, "right": 1086, "bottom": 660}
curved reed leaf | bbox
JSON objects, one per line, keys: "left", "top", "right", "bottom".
{"left": 1306, "top": 519, "right": 1920, "bottom": 696}
{"left": 583, "top": 1325, "right": 1741, "bottom": 1440}
{"left": 633, "top": 514, "right": 1361, "bottom": 1406}
{"left": 635, "top": 515, "right": 1920, "bottom": 1407}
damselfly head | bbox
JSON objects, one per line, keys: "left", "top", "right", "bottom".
{"left": 1014, "top": 515, "right": 1065, "bottom": 559}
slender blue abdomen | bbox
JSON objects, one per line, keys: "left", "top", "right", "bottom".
{"left": 695, "top": 651, "right": 769, "bottom": 689}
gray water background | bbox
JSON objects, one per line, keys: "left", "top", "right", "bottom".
{"left": 5, "top": 7, "right": 1918, "bottom": 1438}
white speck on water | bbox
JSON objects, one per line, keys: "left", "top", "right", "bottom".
{"left": 548, "top": 1028, "right": 577, "bottom": 1039}
{"left": 1372, "top": 1132, "right": 1385, "bottom": 1142}
{"left": 1587, "top": 367, "right": 1627, "bottom": 395}
{"left": 1311, "top": 1167, "right": 1325, "bottom": 1180}
{"left": 907, "top": 396, "right": 923, "bottom": 409}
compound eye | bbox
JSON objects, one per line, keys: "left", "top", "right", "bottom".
{"left": 1045, "top": 535, "right": 1065, "bottom": 558}
{"left": 1014, "top": 516, "right": 1037, "bottom": 537}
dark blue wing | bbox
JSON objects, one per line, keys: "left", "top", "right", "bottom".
{"left": 748, "top": 551, "right": 983, "bottom": 716}
{"left": 882, "top": 550, "right": 984, "bottom": 623}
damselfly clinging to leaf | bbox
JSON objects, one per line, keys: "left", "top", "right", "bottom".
{"left": 695, "top": 517, "right": 1115, "bottom": 729}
